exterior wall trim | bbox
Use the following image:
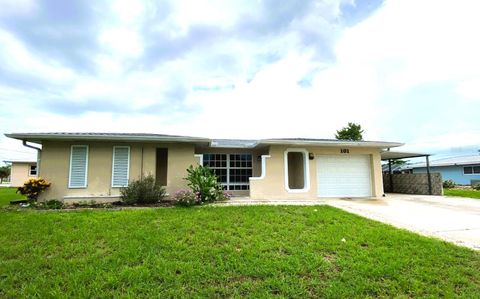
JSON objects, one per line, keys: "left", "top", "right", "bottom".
{"left": 284, "top": 148, "right": 310, "bottom": 193}
{"left": 250, "top": 155, "right": 271, "bottom": 180}
{"left": 194, "top": 154, "right": 203, "bottom": 165}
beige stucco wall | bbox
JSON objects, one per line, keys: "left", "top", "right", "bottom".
{"left": 39, "top": 141, "right": 197, "bottom": 202}
{"left": 37, "top": 141, "right": 384, "bottom": 202}
{"left": 249, "top": 145, "right": 384, "bottom": 200}
{"left": 10, "top": 162, "right": 37, "bottom": 187}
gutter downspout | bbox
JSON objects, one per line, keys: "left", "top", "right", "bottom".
{"left": 22, "top": 140, "right": 42, "bottom": 176}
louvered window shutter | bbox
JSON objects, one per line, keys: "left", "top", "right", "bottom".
{"left": 69, "top": 145, "right": 88, "bottom": 188}
{"left": 112, "top": 146, "right": 130, "bottom": 187}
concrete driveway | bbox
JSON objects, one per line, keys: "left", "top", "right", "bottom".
{"left": 328, "top": 193, "right": 480, "bottom": 250}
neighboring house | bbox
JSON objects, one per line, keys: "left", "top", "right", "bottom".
{"left": 381, "top": 163, "right": 411, "bottom": 174}
{"left": 3, "top": 160, "right": 37, "bottom": 187}
{"left": 5, "top": 133, "right": 403, "bottom": 202}
{"left": 406, "top": 155, "right": 480, "bottom": 185}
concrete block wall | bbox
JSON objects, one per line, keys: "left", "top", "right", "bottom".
{"left": 383, "top": 173, "right": 443, "bottom": 195}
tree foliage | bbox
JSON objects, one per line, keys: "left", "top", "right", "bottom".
{"left": 0, "top": 165, "right": 11, "bottom": 183}
{"left": 335, "top": 122, "right": 364, "bottom": 141}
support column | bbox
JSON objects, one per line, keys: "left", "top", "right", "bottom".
{"left": 388, "top": 159, "right": 393, "bottom": 193}
{"left": 426, "top": 155, "right": 432, "bottom": 195}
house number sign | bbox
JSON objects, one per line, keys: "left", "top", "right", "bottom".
{"left": 340, "top": 148, "right": 350, "bottom": 154}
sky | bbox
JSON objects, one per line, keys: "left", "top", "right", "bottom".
{"left": 1, "top": 0, "right": 479, "bottom": 163}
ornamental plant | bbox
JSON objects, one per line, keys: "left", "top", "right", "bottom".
{"left": 443, "top": 179, "right": 455, "bottom": 189}
{"left": 120, "top": 175, "right": 167, "bottom": 205}
{"left": 185, "top": 165, "right": 225, "bottom": 203}
{"left": 17, "top": 178, "right": 51, "bottom": 202}
{"left": 172, "top": 189, "right": 200, "bottom": 207}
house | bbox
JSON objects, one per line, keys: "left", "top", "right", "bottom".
{"left": 3, "top": 160, "right": 37, "bottom": 187}
{"left": 405, "top": 155, "right": 480, "bottom": 185}
{"left": 5, "top": 133, "right": 403, "bottom": 202}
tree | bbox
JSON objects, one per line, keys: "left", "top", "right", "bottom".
{"left": 0, "top": 165, "right": 11, "bottom": 183}
{"left": 335, "top": 122, "right": 364, "bottom": 141}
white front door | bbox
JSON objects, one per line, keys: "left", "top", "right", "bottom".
{"left": 316, "top": 155, "right": 372, "bottom": 197}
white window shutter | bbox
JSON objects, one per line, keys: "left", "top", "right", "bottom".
{"left": 69, "top": 145, "right": 88, "bottom": 188}
{"left": 112, "top": 146, "right": 130, "bottom": 187}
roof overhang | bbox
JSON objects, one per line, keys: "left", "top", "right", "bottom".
{"left": 260, "top": 139, "right": 403, "bottom": 148}
{"left": 3, "top": 160, "right": 37, "bottom": 164}
{"left": 4, "top": 133, "right": 211, "bottom": 145}
{"left": 381, "top": 151, "right": 430, "bottom": 160}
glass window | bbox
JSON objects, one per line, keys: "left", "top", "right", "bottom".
{"left": 29, "top": 165, "right": 37, "bottom": 176}
{"left": 473, "top": 166, "right": 480, "bottom": 174}
{"left": 464, "top": 167, "right": 473, "bottom": 174}
{"left": 203, "top": 153, "right": 253, "bottom": 190}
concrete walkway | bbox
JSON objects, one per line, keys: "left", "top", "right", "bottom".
{"left": 328, "top": 194, "right": 480, "bottom": 250}
{"left": 216, "top": 197, "right": 326, "bottom": 206}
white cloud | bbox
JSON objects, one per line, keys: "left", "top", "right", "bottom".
{"left": 455, "top": 78, "right": 480, "bottom": 101}
{"left": 0, "top": 0, "right": 37, "bottom": 17}
{"left": 2, "top": 0, "right": 480, "bottom": 164}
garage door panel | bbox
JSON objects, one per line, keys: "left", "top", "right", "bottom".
{"left": 316, "top": 155, "right": 372, "bottom": 197}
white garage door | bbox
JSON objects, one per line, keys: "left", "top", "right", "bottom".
{"left": 316, "top": 155, "right": 372, "bottom": 197}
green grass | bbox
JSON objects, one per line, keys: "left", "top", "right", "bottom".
{"left": 1, "top": 206, "right": 479, "bottom": 297}
{"left": 0, "top": 187, "right": 25, "bottom": 207}
{"left": 444, "top": 188, "right": 480, "bottom": 199}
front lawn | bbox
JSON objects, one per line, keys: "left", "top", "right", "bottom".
{"left": 0, "top": 187, "right": 25, "bottom": 207}
{"left": 1, "top": 206, "right": 479, "bottom": 297}
{"left": 444, "top": 188, "right": 480, "bottom": 199}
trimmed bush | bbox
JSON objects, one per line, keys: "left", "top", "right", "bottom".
{"left": 172, "top": 189, "right": 200, "bottom": 207}
{"left": 120, "top": 175, "right": 166, "bottom": 204}
{"left": 17, "top": 178, "right": 51, "bottom": 202}
{"left": 443, "top": 179, "right": 456, "bottom": 189}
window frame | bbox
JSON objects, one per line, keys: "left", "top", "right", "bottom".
{"left": 284, "top": 148, "right": 310, "bottom": 193}
{"left": 111, "top": 146, "right": 131, "bottom": 188}
{"left": 203, "top": 153, "right": 253, "bottom": 191}
{"left": 464, "top": 166, "right": 480, "bottom": 175}
{"left": 29, "top": 164, "right": 37, "bottom": 176}
{"left": 68, "top": 145, "right": 89, "bottom": 189}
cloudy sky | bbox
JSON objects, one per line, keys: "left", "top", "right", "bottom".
{"left": 1, "top": 0, "right": 479, "bottom": 162}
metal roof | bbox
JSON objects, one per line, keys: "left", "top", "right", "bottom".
{"left": 210, "top": 139, "right": 259, "bottom": 148}
{"left": 5, "top": 132, "right": 403, "bottom": 149}
{"left": 407, "top": 155, "right": 480, "bottom": 168}
{"left": 381, "top": 163, "right": 407, "bottom": 172}
{"left": 260, "top": 138, "right": 403, "bottom": 148}
{"left": 381, "top": 151, "right": 430, "bottom": 160}
{"left": 4, "top": 132, "right": 210, "bottom": 144}
{"left": 3, "top": 160, "right": 37, "bottom": 164}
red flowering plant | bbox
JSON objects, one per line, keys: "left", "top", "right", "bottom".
{"left": 17, "top": 178, "right": 51, "bottom": 202}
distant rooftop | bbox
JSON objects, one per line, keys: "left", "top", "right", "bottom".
{"left": 3, "top": 160, "right": 36, "bottom": 164}
{"left": 407, "top": 155, "right": 480, "bottom": 169}
{"left": 210, "top": 139, "right": 259, "bottom": 148}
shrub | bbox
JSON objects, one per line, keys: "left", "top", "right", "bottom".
{"left": 218, "top": 191, "right": 233, "bottom": 201}
{"left": 17, "top": 178, "right": 51, "bottom": 202}
{"left": 45, "top": 199, "right": 63, "bottom": 209}
{"left": 443, "top": 179, "right": 456, "bottom": 189}
{"left": 120, "top": 175, "right": 166, "bottom": 205}
{"left": 185, "top": 165, "right": 224, "bottom": 203}
{"left": 172, "top": 189, "right": 200, "bottom": 207}
{"left": 473, "top": 184, "right": 480, "bottom": 191}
